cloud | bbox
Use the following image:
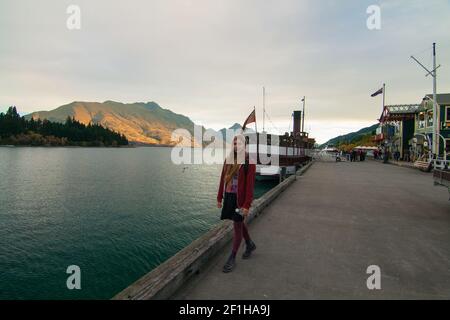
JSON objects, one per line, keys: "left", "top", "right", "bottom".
{"left": 0, "top": 0, "right": 449, "bottom": 143}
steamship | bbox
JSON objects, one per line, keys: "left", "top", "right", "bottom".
{"left": 245, "top": 110, "right": 315, "bottom": 181}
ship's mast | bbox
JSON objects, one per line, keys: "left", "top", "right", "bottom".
{"left": 263, "top": 87, "right": 266, "bottom": 133}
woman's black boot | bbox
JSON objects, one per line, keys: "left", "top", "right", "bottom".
{"left": 223, "top": 253, "right": 236, "bottom": 273}
{"left": 242, "top": 240, "right": 256, "bottom": 259}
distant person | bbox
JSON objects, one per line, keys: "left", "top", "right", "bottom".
{"left": 405, "top": 150, "right": 410, "bottom": 162}
{"left": 383, "top": 149, "right": 390, "bottom": 163}
{"left": 407, "top": 148, "right": 412, "bottom": 162}
{"left": 217, "top": 135, "right": 257, "bottom": 273}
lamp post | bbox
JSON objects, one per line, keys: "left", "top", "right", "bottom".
{"left": 432, "top": 43, "right": 438, "bottom": 157}
{"left": 411, "top": 43, "right": 440, "bottom": 156}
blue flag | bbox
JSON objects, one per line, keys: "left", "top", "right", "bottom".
{"left": 371, "top": 88, "right": 383, "bottom": 97}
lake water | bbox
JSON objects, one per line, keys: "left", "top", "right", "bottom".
{"left": 0, "top": 147, "right": 276, "bottom": 299}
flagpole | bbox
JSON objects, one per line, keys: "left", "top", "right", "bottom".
{"left": 262, "top": 87, "right": 265, "bottom": 133}
{"left": 302, "top": 96, "right": 306, "bottom": 133}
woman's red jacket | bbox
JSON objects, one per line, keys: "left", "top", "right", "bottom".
{"left": 217, "top": 163, "right": 256, "bottom": 210}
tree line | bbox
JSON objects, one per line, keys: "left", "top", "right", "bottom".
{"left": 336, "top": 131, "right": 377, "bottom": 153}
{"left": 0, "top": 106, "right": 128, "bottom": 146}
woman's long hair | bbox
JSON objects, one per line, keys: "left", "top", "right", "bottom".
{"left": 224, "top": 159, "right": 240, "bottom": 185}
{"left": 224, "top": 135, "right": 246, "bottom": 185}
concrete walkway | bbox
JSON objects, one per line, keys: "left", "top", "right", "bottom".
{"left": 173, "top": 161, "right": 450, "bottom": 299}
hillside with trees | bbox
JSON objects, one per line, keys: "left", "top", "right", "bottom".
{"left": 334, "top": 132, "right": 378, "bottom": 153}
{"left": 320, "top": 123, "right": 378, "bottom": 151}
{"left": 0, "top": 106, "right": 128, "bottom": 146}
{"left": 26, "top": 101, "right": 198, "bottom": 146}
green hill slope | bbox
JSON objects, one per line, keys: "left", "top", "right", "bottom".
{"left": 320, "top": 123, "right": 378, "bottom": 148}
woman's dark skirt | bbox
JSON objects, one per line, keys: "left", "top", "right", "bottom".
{"left": 221, "top": 192, "right": 244, "bottom": 222}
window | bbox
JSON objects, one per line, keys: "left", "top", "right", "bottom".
{"left": 418, "top": 112, "right": 425, "bottom": 129}
{"left": 446, "top": 139, "right": 450, "bottom": 153}
{"left": 427, "top": 110, "right": 433, "bottom": 127}
{"left": 446, "top": 106, "right": 450, "bottom": 122}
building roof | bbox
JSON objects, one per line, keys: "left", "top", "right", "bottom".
{"left": 424, "top": 93, "right": 450, "bottom": 105}
{"left": 386, "top": 104, "right": 421, "bottom": 114}
{"left": 378, "top": 93, "right": 450, "bottom": 123}
{"left": 379, "top": 104, "right": 421, "bottom": 123}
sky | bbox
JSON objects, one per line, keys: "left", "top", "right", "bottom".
{"left": 0, "top": 0, "right": 449, "bottom": 143}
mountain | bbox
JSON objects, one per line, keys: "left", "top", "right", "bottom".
{"left": 218, "top": 123, "right": 258, "bottom": 142}
{"left": 320, "top": 123, "right": 378, "bottom": 148}
{"left": 26, "top": 101, "right": 199, "bottom": 146}
{"left": 219, "top": 123, "right": 242, "bottom": 141}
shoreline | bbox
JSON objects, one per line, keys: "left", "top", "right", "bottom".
{"left": 0, "top": 144, "right": 229, "bottom": 149}
{"left": 0, "top": 144, "right": 135, "bottom": 148}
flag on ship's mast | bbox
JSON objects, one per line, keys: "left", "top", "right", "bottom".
{"left": 242, "top": 107, "right": 256, "bottom": 131}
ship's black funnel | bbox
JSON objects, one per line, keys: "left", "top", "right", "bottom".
{"left": 293, "top": 111, "right": 302, "bottom": 136}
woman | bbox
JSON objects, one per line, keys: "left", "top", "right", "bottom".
{"left": 217, "top": 135, "right": 257, "bottom": 273}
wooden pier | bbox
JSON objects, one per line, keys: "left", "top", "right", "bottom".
{"left": 113, "top": 162, "right": 313, "bottom": 300}
{"left": 115, "top": 161, "right": 450, "bottom": 300}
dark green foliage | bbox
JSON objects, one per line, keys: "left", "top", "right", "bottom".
{"left": 320, "top": 123, "right": 379, "bottom": 148}
{"left": 0, "top": 106, "right": 128, "bottom": 146}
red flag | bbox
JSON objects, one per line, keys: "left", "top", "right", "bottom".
{"left": 242, "top": 109, "right": 256, "bottom": 130}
